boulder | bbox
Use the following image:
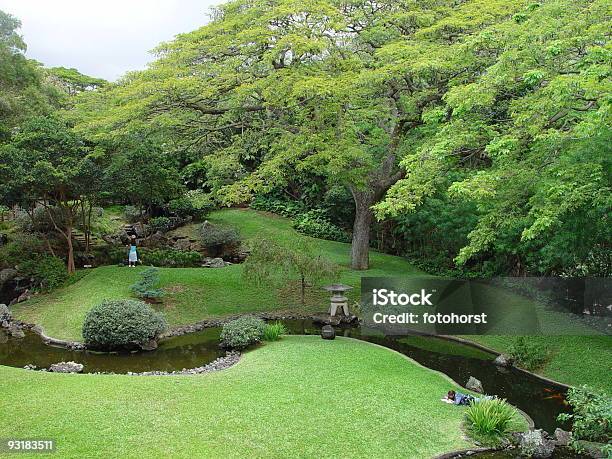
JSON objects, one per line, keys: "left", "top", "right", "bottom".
{"left": 49, "top": 361, "right": 84, "bottom": 373}
{"left": 15, "top": 290, "right": 31, "bottom": 304}
{"left": 0, "top": 303, "right": 10, "bottom": 322}
{"left": 519, "top": 430, "right": 555, "bottom": 458}
{"left": 321, "top": 325, "right": 335, "bottom": 340}
{"left": 7, "top": 323, "right": 25, "bottom": 339}
{"left": 553, "top": 428, "right": 571, "bottom": 447}
{"left": 201, "top": 257, "right": 228, "bottom": 268}
{"left": 493, "top": 353, "right": 514, "bottom": 368}
{"left": 466, "top": 376, "right": 484, "bottom": 393}
{"left": 0, "top": 267, "right": 17, "bottom": 285}
{"left": 174, "top": 238, "right": 192, "bottom": 251}
{"left": 140, "top": 339, "right": 158, "bottom": 351}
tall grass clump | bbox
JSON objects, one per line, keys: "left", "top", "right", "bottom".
{"left": 263, "top": 322, "right": 287, "bottom": 341}
{"left": 464, "top": 398, "right": 517, "bottom": 444}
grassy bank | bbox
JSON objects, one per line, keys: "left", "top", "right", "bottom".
{"left": 467, "top": 335, "right": 612, "bottom": 394}
{"left": 0, "top": 336, "right": 514, "bottom": 458}
{"left": 11, "top": 209, "right": 420, "bottom": 341}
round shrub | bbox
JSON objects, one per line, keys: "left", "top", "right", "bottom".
{"left": 220, "top": 316, "right": 266, "bottom": 349}
{"left": 82, "top": 299, "right": 167, "bottom": 350}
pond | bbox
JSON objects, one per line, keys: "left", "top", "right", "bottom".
{"left": 0, "top": 320, "right": 572, "bottom": 434}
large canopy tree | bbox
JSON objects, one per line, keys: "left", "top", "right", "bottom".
{"left": 0, "top": 116, "right": 100, "bottom": 273}
{"left": 377, "top": 0, "right": 611, "bottom": 275}
{"left": 70, "top": 0, "right": 525, "bottom": 269}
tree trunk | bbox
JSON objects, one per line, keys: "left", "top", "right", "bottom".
{"left": 300, "top": 274, "right": 306, "bottom": 305}
{"left": 350, "top": 191, "right": 374, "bottom": 270}
{"left": 66, "top": 226, "right": 76, "bottom": 274}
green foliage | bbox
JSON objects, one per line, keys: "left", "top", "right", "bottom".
{"left": 0, "top": 232, "right": 47, "bottom": 268}
{"left": 250, "top": 195, "right": 306, "bottom": 218}
{"left": 168, "top": 193, "right": 214, "bottom": 220}
{"left": 149, "top": 216, "right": 172, "bottom": 233}
{"left": 220, "top": 316, "right": 266, "bottom": 349}
{"left": 82, "top": 299, "right": 167, "bottom": 349}
{"left": 292, "top": 210, "right": 351, "bottom": 243}
{"left": 142, "top": 249, "right": 202, "bottom": 267}
{"left": 508, "top": 337, "right": 550, "bottom": 371}
{"left": 464, "top": 398, "right": 517, "bottom": 445}
{"left": 124, "top": 206, "right": 144, "bottom": 223}
{"left": 263, "top": 321, "right": 287, "bottom": 341}
{"left": 199, "top": 222, "right": 241, "bottom": 249}
{"left": 558, "top": 387, "right": 612, "bottom": 455}
{"left": 130, "top": 267, "right": 164, "bottom": 299}
{"left": 18, "top": 255, "right": 68, "bottom": 291}
{"left": 243, "top": 236, "right": 338, "bottom": 305}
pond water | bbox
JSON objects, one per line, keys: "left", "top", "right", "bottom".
{"left": 0, "top": 320, "right": 572, "bottom": 434}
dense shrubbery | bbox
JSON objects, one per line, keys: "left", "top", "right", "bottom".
{"left": 508, "top": 337, "right": 550, "bottom": 371}
{"left": 18, "top": 255, "right": 68, "bottom": 291}
{"left": 200, "top": 222, "right": 241, "bottom": 255}
{"left": 292, "top": 210, "right": 350, "bottom": 243}
{"left": 263, "top": 321, "right": 287, "bottom": 341}
{"left": 0, "top": 233, "right": 48, "bottom": 268}
{"left": 143, "top": 249, "right": 201, "bottom": 267}
{"left": 251, "top": 196, "right": 350, "bottom": 243}
{"left": 149, "top": 216, "right": 172, "bottom": 233}
{"left": 558, "top": 387, "right": 612, "bottom": 456}
{"left": 220, "top": 316, "right": 266, "bottom": 349}
{"left": 464, "top": 398, "right": 517, "bottom": 445}
{"left": 250, "top": 195, "right": 305, "bottom": 217}
{"left": 82, "top": 299, "right": 167, "bottom": 349}
{"left": 130, "top": 267, "right": 164, "bottom": 299}
{"left": 124, "top": 205, "right": 145, "bottom": 223}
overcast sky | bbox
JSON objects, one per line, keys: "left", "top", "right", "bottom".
{"left": 0, "top": 0, "right": 220, "bottom": 81}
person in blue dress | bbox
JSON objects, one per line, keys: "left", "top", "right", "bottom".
{"left": 127, "top": 235, "right": 138, "bottom": 267}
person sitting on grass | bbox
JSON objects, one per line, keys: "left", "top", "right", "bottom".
{"left": 127, "top": 235, "right": 138, "bottom": 268}
{"left": 443, "top": 390, "right": 492, "bottom": 405}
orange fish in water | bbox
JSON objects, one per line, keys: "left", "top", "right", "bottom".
{"left": 542, "top": 390, "right": 569, "bottom": 405}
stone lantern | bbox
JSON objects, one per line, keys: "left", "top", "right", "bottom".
{"left": 322, "top": 284, "right": 353, "bottom": 317}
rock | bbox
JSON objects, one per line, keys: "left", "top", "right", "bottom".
{"left": 7, "top": 323, "right": 24, "bottom": 339}
{"left": 312, "top": 313, "right": 358, "bottom": 326}
{"left": 173, "top": 238, "right": 193, "bottom": 251}
{"left": 201, "top": 257, "right": 228, "bottom": 268}
{"left": 321, "top": 325, "right": 335, "bottom": 340}
{"left": 0, "top": 303, "right": 10, "bottom": 322}
{"left": 493, "top": 354, "right": 514, "bottom": 367}
{"left": 0, "top": 267, "right": 18, "bottom": 285}
{"left": 15, "top": 290, "right": 31, "bottom": 303}
{"left": 466, "top": 376, "right": 484, "bottom": 393}
{"left": 519, "top": 430, "right": 555, "bottom": 458}
{"left": 49, "top": 361, "right": 84, "bottom": 373}
{"left": 553, "top": 428, "right": 571, "bottom": 447}
{"left": 140, "top": 339, "right": 158, "bottom": 351}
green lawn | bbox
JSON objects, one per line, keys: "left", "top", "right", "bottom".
{"left": 12, "top": 209, "right": 420, "bottom": 341}
{"left": 466, "top": 335, "right": 612, "bottom": 394}
{"left": 0, "top": 336, "right": 527, "bottom": 458}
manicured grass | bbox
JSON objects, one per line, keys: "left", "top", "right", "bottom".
{"left": 0, "top": 336, "right": 520, "bottom": 458}
{"left": 12, "top": 209, "right": 420, "bottom": 341}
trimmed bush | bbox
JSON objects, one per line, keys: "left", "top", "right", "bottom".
{"left": 220, "top": 316, "right": 266, "bottom": 349}
{"left": 130, "top": 267, "right": 164, "bottom": 299}
{"left": 263, "top": 321, "right": 287, "bottom": 341}
{"left": 82, "top": 299, "right": 167, "bottom": 349}
{"left": 200, "top": 222, "right": 241, "bottom": 257}
{"left": 464, "top": 398, "right": 517, "bottom": 444}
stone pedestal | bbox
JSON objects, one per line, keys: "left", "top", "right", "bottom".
{"left": 329, "top": 295, "right": 349, "bottom": 317}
